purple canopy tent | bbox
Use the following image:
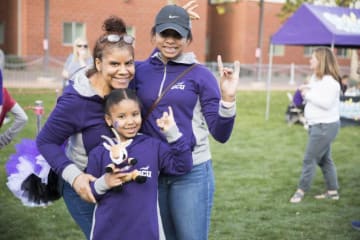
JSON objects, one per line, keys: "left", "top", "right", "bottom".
{"left": 265, "top": 3, "right": 360, "bottom": 120}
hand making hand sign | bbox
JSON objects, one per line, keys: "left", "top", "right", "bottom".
{"left": 101, "top": 128, "right": 132, "bottom": 164}
{"left": 217, "top": 55, "right": 240, "bottom": 103}
{"left": 183, "top": 0, "right": 200, "bottom": 20}
{"left": 156, "top": 106, "right": 176, "bottom": 132}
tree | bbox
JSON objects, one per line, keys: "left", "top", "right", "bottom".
{"left": 278, "top": 0, "right": 356, "bottom": 21}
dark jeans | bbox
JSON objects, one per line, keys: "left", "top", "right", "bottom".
{"left": 61, "top": 180, "right": 95, "bottom": 240}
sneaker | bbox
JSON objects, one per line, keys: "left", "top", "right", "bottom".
{"left": 290, "top": 190, "right": 304, "bottom": 203}
{"left": 351, "top": 221, "right": 360, "bottom": 231}
{"left": 314, "top": 192, "right": 339, "bottom": 200}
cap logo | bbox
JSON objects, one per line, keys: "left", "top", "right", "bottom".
{"left": 168, "top": 15, "right": 179, "bottom": 19}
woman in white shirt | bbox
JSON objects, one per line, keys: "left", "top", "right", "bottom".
{"left": 290, "top": 47, "right": 341, "bottom": 203}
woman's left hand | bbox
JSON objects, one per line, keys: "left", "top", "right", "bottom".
{"left": 183, "top": 0, "right": 200, "bottom": 20}
{"left": 72, "top": 173, "right": 97, "bottom": 203}
{"left": 299, "top": 84, "right": 310, "bottom": 97}
{"left": 217, "top": 55, "right": 240, "bottom": 102}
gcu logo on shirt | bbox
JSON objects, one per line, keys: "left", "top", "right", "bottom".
{"left": 139, "top": 166, "right": 152, "bottom": 178}
{"left": 171, "top": 82, "right": 185, "bottom": 90}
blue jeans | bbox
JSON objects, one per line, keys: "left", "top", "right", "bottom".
{"left": 61, "top": 180, "right": 95, "bottom": 240}
{"left": 158, "top": 160, "right": 215, "bottom": 240}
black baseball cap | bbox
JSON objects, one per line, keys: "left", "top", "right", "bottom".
{"left": 155, "top": 5, "right": 190, "bottom": 38}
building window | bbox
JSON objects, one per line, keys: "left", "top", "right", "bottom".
{"left": 126, "top": 26, "right": 135, "bottom": 38}
{"left": 304, "top": 46, "right": 317, "bottom": 57}
{"left": 63, "top": 22, "right": 86, "bottom": 45}
{"left": 0, "top": 22, "right": 4, "bottom": 44}
{"left": 273, "top": 45, "right": 285, "bottom": 56}
{"left": 126, "top": 26, "right": 135, "bottom": 47}
{"left": 336, "top": 48, "right": 351, "bottom": 58}
{"left": 304, "top": 46, "right": 350, "bottom": 58}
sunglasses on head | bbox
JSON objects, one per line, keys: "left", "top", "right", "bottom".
{"left": 76, "top": 44, "right": 88, "bottom": 48}
{"left": 100, "top": 34, "right": 134, "bottom": 45}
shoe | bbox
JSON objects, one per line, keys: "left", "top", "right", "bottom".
{"left": 290, "top": 190, "right": 304, "bottom": 203}
{"left": 314, "top": 192, "right": 339, "bottom": 200}
{"left": 352, "top": 221, "right": 360, "bottom": 231}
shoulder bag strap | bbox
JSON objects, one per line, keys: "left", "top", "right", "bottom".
{"left": 144, "top": 63, "right": 197, "bottom": 122}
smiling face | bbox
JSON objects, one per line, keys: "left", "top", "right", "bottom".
{"left": 105, "top": 99, "right": 142, "bottom": 142}
{"left": 95, "top": 47, "right": 135, "bottom": 89}
{"left": 154, "top": 29, "right": 189, "bottom": 62}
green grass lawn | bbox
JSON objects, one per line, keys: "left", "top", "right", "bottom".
{"left": 1, "top": 89, "right": 359, "bottom": 240}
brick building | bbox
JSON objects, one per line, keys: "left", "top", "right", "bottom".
{"left": 0, "top": 0, "right": 208, "bottom": 62}
{"left": 0, "top": 0, "right": 351, "bottom": 66}
{"left": 207, "top": 0, "right": 351, "bottom": 66}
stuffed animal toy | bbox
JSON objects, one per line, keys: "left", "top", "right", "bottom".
{"left": 102, "top": 134, "right": 147, "bottom": 192}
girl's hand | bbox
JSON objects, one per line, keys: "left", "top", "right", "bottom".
{"left": 104, "top": 168, "right": 129, "bottom": 188}
{"left": 156, "top": 106, "right": 175, "bottom": 132}
{"left": 183, "top": 0, "right": 200, "bottom": 20}
{"left": 217, "top": 55, "right": 240, "bottom": 102}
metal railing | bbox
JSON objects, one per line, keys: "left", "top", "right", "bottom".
{"left": 2, "top": 55, "right": 351, "bottom": 90}
{"left": 3, "top": 56, "right": 64, "bottom": 89}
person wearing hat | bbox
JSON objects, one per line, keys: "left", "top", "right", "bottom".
{"left": 132, "top": 4, "right": 240, "bottom": 240}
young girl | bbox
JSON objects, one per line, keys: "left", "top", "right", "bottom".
{"left": 290, "top": 47, "right": 341, "bottom": 203}
{"left": 86, "top": 89, "right": 192, "bottom": 240}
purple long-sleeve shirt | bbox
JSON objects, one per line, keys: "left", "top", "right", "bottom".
{"left": 36, "top": 73, "right": 112, "bottom": 185}
{"left": 87, "top": 133, "right": 192, "bottom": 240}
{"left": 133, "top": 52, "right": 236, "bottom": 166}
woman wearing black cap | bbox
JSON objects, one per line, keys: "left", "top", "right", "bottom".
{"left": 132, "top": 4, "right": 240, "bottom": 240}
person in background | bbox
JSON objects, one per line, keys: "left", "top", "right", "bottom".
{"left": 340, "top": 74, "right": 349, "bottom": 95}
{"left": 352, "top": 220, "right": 360, "bottom": 231}
{"left": 0, "top": 55, "right": 11, "bottom": 125}
{"left": 0, "top": 48, "right": 4, "bottom": 72}
{"left": 132, "top": 4, "right": 240, "bottom": 239}
{"left": 87, "top": 89, "right": 192, "bottom": 240}
{"left": 37, "top": 16, "right": 134, "bottom": 239}
{"left": 0, "top": 68, "right": 3, "bottom": 115}
{"left": 62, "top": 37, "right": 93, "bottom": 88}
{"left": 0, "top": 83, "right": 28, "bottom": 149}
{"left": 290, "top": 47, "right": 341, "bottom": 203}
{"left": 0, "top": 48, "right": 4, "bottom": 114}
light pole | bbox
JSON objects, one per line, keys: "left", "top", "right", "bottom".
{"left": 43, "top": 0, "right": 49, "bottom": 70}
{"left": 256, "top": 0, "right": 264, "bottom": 82}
